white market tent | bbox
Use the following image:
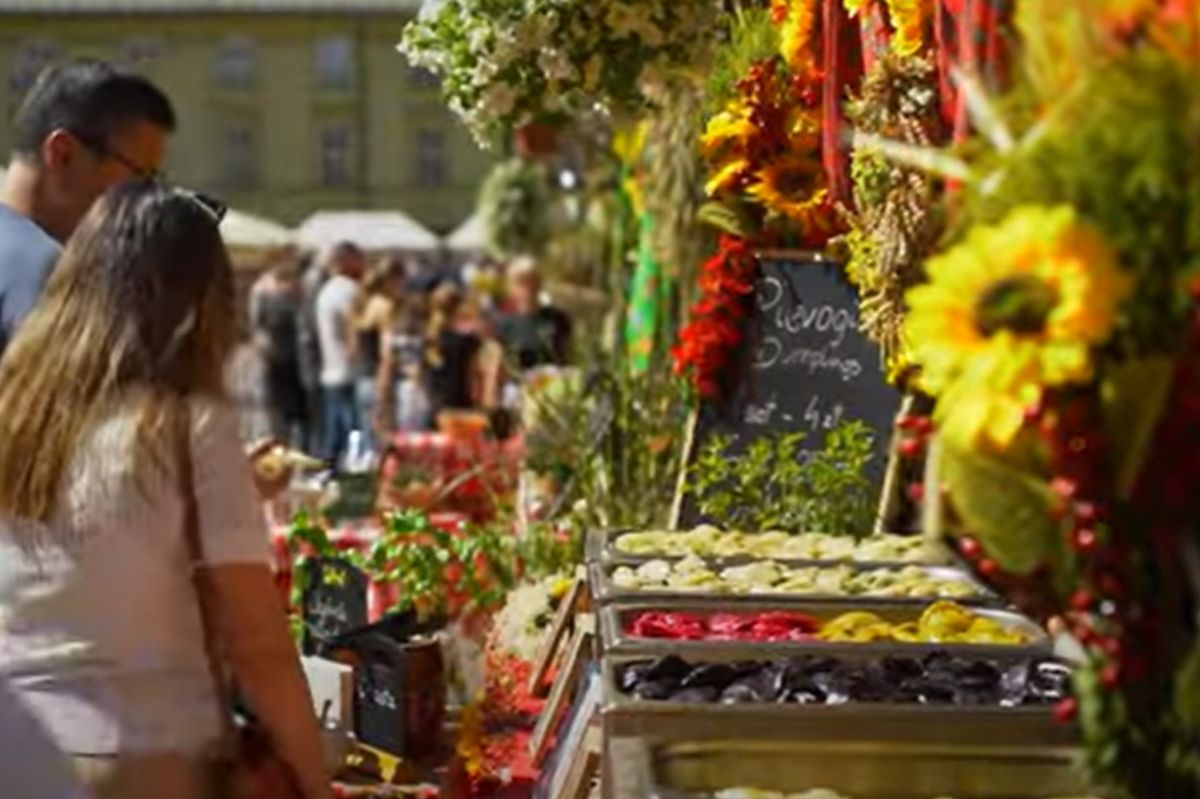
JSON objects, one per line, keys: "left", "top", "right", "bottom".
{"left": 445, "top": 211, "right": 486, "bottom": 252}
{"left": 219, "top": 208, "right": 295, "bottom": 251}
{"left": 297, "top": 210, "right": 440, "bottom": 253}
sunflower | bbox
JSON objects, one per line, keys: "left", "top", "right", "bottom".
{"left": 747, "top": 154, "right": 830, "bottom": 231}
{"left": 905, "top": 205, "right": 1132, "bottom": 449}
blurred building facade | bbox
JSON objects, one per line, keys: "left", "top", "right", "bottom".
{"left": 0, "top": 0, "right": 492, "bottom": 233}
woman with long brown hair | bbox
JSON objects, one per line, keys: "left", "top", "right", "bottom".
{"left": 0, "top": 182, "right": 331, "bottom": 799}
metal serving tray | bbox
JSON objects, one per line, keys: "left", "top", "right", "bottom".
{"left": 588, "top": 561, "right": 1001, "bottom": 609}
{"left": 600, "top": 654, "right": 1075, "bottom": 751}
{"left": 598, "top": 600, "right": 1050, "bottom": 659}
{"left": 640, "top": 739, "right": 1097, "bottom": 799}
{"left": 589, "top": 528, "right": 952, "bottom": 571}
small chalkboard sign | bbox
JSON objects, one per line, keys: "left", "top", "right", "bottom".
{"left": 301, "top": 558, "right": 369, "bottom": 655}
{"left": 677, "top": 251, "right": 901, "bottom": 526}
{"left": 347, "top": 634, "right": 407, "bottom": 757}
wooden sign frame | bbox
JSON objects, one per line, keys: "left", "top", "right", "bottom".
{"left": 528, "top": 577, "right": 585, "bottom": 697}
{"left": 529, "top": 616, "right": 595, "bottom": 764}
{"left": 547, "top": 676, "right": 603, "bottom": 799}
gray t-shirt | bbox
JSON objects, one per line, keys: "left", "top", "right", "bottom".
{"left": 0, "top": 203, "right": 60, "bottom": 355}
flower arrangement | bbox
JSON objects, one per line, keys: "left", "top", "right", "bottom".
{"left": 698, "top": 3, "right": 838, "bottom": 246}
{"left": 398, "top": 0, "right": 721, "bottom": 145}
{"left": 892, "top": 5, "right": 1200, "bottom": 794}
{"left": 671, "top": 234, "right": 758, "bottom": 399}
{"left": 478, "top": 158, "right": 551, "bottom": 260}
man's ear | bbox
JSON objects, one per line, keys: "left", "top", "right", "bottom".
{"left": 41, "top": 129, "right": 78, "bottom": 170}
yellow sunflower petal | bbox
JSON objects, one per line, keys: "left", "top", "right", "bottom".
{"left": 705, "top": 159, "right": 749, "bottom": 197}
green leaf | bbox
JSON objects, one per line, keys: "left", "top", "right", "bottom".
{"left": 1103, "top": 357, "right": 1175, "bottom": 498}
{"left": 1175, "top": 641, "right": 1200, "bottom": 732}
{"left": 697, "top": 201, "right": 752, "bottom": 238}
{"left": 940, "top": 441, "right": 1062, "bottom": 574}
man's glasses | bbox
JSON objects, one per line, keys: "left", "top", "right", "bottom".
{"left": 70, "top": 129, "right": 162, "bottom": 182}
{"left": 70, "top": 129, "right": 228, "bottom": 226}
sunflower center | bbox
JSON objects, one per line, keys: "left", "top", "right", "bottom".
{"left": 973, "top": 275, "right": 1059, "bottom": 337}
{"left": 773, "top": 164, "right": 818, "bottom": 199}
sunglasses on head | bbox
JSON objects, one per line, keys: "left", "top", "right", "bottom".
{"left": 174, "top": 188, "right": 228, "bottom": 226}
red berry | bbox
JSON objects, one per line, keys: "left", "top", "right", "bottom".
{"left": 1053, "top": 697, "right": 1079, "bottom": 724}
{"left": 912, "top": 415, "right": 934, "bottom": 435}
{"left": 1097, "top": 573, "right": 1125, "bottom": 599}
{"left": 1069, "top": 589, "right": 1094, "bottom": 612}
{"left": 1101, "top": 662, "right": 1122, "bottom": 689}
{"left": 1050, "top": 477, "right": 1078, "bottom": 500}
{"left": 1074, "top": 502, "right": 1098, "bottom": 525}
{"left": 897, "top": 415, "right": 920, "bottom": 431}
{"left": 1099, "top": 636, "right": 1122, "bottom": 658}
{"left": 907, "top": 482, "right": 925, "bottom": 502}
{"left": 1073, "top": 624, "right": 1097, "bottom": 647}
{"left": 977, "top": 558, "right": 999, "bottom": 578}
{"left": 898, "top": 438, "right": 924, "bottom": 459}
{"left": 958, "top": 537, "right": 982, "bottom": 561}
{"left": 1073, "top": 528, "right": 1099, "bottom": 553}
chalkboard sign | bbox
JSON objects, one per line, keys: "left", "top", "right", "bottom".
{"left": 301, "top": 558, "right": 368, "bottom": 655}
{"left": 678, "top": 251, "right": 901, "bottom": 525}
{"left": 350, "top": 635, "right": 407, "bottom": 757}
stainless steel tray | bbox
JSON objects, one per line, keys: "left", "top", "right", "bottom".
{"left": 600, "top": 655, "right": 1075, "bottom": 750}
{"left": 641, "top": 739, "right": 1097, "bottom": 799}
{"left": 590, "top": 528, "right": 952, "bottom": 570}
{"left": 598, "top": 600, "right": 1050, "bottom": 659}
{"left": 588, "top": 561, "right": 1001, "bottom": 609}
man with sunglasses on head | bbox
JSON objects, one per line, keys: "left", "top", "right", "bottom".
{"left": 0, "top": 58, "right": 175, "bottom": 356}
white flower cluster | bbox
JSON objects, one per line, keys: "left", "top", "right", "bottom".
{"left": 490, "top": 573, "right": 572, "bottom": 661}
{"left": 398, "top": 0, "right": 720, "bottom": 145}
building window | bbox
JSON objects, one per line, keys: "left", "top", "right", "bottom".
{"left": 214, "top": 36, "right": 257, "bottom": 90}
{"left": 222, "top": 123, "right": 258, "bottom": 188}
{"left": 414, "top": 128, "right": 448, "bottom": 188}
{"left": 314, "top": 36, "right": 355, "bottom": 91}
{"left": 8, "top": 39, "right": 62, "bottom": 106}
{"left": 320, "top": 125, "right": 354, "bottom": 187}
{"left": 120, "top": 37, "right": 163, "bottom": 69}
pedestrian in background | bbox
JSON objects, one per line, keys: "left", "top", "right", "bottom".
{"left": 0, "top": 58, "right": 174, "bottom": 356}
{"left": 315, "top": 241, "right": 367, "bottom": 466}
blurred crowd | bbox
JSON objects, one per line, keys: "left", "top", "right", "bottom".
{"left": 247, "top": 242, "right": 572, "bottom": 464}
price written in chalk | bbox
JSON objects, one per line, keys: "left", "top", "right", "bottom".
{"left": 745, "top": 395, "right": 846, "bottom": 434}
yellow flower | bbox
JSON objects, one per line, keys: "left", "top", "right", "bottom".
{"left": 700, "top": 107, "right": 756, "bottom": 156}
{"left": 780, "top": 0, "right": 820, "bottom": 77}
{"left": 746, "top": 155, "right": 830, "bottom": 231}
{"left": 886, "top": 0, "right": 932, "bottom": 57}
{"left": 705, "top": 158, "right": 751, "bottom": 197}
{"left": 842, "top": 0, "right": 873, "bottom": 15}
{"left": 906, "top": 206, "right": 1131, "bottom": 449}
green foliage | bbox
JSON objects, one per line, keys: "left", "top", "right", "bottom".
{"left": 480, "top": 157, "right": 552, "bottom": 260}
{"left": 523, "top": 355, "right": 691, "bottom": 531}
{"left": 702, "top": 6, "right": 778, "bottom": 116}
{"left": 689, "top": 421, "right": 878, "bottom": 534}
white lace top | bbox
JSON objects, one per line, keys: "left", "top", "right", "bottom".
{"left": 0, "top": 398, "right": 271, "bottom": 755}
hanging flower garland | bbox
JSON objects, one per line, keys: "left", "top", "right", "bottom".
{"left": 672, "top": 235, "right": 758, "bottom": 399}
{"left": 399, "top": 0, "right": 722, "bottom": 145}
{"left": 843, "top": 0, "right": 935, "bottom": 57}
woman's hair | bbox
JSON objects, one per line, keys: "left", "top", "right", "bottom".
{"left": 0, "top": 180, "right": 235, "bottom": 523}
{"left": 424, "top": 281, "right": 463, "bottom": 369}
{"left": 353, "top": 258, "right": 406, "bottom": 323}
